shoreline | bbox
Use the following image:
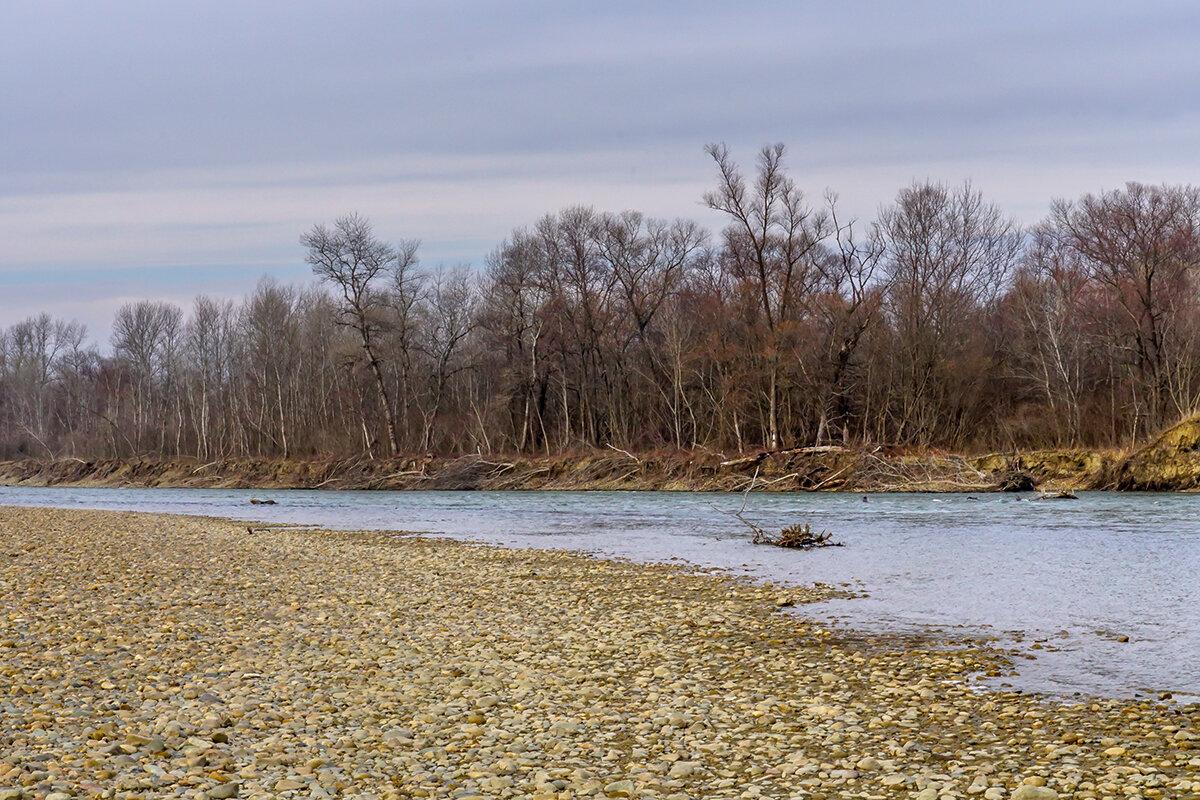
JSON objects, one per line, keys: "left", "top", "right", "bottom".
{"left": 0, "top": 447, "right": 1123, "bottom": 493}
{"left": 2, "top": 490, "right": 1194, "bottom": 701}
{"left": 1, "top": 507, "right": 1197, "bottom": 799}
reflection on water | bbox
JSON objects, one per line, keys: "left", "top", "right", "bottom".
{"left": 0, "top": 486, "right": 1196, "bottom": 700}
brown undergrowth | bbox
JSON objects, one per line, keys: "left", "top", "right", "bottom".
{"left": 0, "top": 441, "right": 1137, "bottom": 492}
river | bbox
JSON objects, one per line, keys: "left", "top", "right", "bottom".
{"left": 1, "top": 486, "right": 1195, "bottom": 702}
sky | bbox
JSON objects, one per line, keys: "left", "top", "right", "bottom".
{"left": 3, "top": 0, "right": 1200, "bottom": 340}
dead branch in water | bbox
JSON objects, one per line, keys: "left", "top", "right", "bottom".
{"left": 756, "top": 523, "right": 842, "bottom": 549}
{"left": 1037, "top": 488, "right": 1078, "bottom": 500}
{"left": 709, "top": 466, "right": 761, "bottom": 530}
{"left": 709, "top": 468, "right": 841, "bottom": 548}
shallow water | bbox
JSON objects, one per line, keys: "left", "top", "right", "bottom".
{"left": 1, "top": 486, "right": 1196, "bottom": 701}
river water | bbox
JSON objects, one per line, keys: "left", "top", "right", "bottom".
{"left": 1, "top": 487, "right": 1196, "bottom": 702}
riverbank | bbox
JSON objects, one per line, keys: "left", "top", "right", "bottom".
{"left": 11, "top": 411, "right": 1198, "bottom": 492}
{"left": 1, "top": 507, "right": 1196, "bottom": 799}
{"left": 0, "top": 446, "right": 1120, "bottom": 493}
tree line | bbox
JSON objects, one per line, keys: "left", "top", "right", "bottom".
{"left": 4, "top": 144, "right": 1200, "bottom": 461}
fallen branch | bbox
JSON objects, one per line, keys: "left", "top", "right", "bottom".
{"left": 850, "top": 451, "right": 1001, "bottom": 492}
{"left": 709, "top": 467, "right": 768, "bottom": 539}
{"left": 719, "top": 444, "right": 849, "bottom": 468}
{"left": 245, "top": 524, "right": 319, "bottom": 534}
{"left": 606, "top": 444, "right": 642, "bottom": 465}
{"left": 312, "top": 475, "right": 346, "bottom": 488}
{"left": 720, "top": 449, "right": 798, "bottom": 468}
{"left": 374, "top": 469, "right": 434, "bottom": 481}
{"left": 19, "top": 425, "right": 55, "bottom": 463}
{"left": 1037, "top": 489, "right": 1078, "bottom": 500}
{"left": 757, "top": 523, "right": 843, "bottom": 549}
{"left": 709, "top": 466, "right": 841, "bottom": 548}
{"left": 809, "top": 464, "right": 852, "bottom": 491}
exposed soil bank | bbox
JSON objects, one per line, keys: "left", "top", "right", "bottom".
{"left": 1, "top": 506, "right": 1197, "bottom": 799}
{"left": 0, "top": 444, "right": 1129, "bottom": 492}
{"left": 6, "top": 416, "right": 1200, "bottom": 492}
{"left": 1107, "top": 415, "right": 1200, "bottom": 490}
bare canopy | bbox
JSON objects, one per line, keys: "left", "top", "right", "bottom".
{"left": 303, "top": 214, "right": 419, "bottom": 457}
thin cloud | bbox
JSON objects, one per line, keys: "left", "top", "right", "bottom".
{"left": 2, "top": 1, "right": 1200, "bottom": 330}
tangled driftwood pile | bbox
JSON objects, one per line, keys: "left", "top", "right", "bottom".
{"left": 716, "top": 467, "right": 843, "bottom": 548}
{"left": 753, "top": 522, "right": 842, "bottom": 549}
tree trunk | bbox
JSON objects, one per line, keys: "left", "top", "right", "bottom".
{"left": 362, "top": 335, "right": 400, "bottom": 457}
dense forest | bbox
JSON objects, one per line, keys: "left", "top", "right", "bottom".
{"left": 4, "top": 145, "right": 1200, "bottom": 461}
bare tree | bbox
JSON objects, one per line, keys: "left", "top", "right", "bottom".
{"left": 1004, "top": 226, "right": 1093, "bottom": 444}
{"left": 704, "top": 143, "right": 829, "bottom": 448}
{"left": 416, "top": 266, "right": 480, "bottom": 450}
{"left": 386, "top": 246, "right": 426, "bottom": 448}
{"left": 596, "top": 212, "right": 706, "bottom": 446}
{"left": 303, "top": 214, "right": 419, "bottom": 457}
{"left": 482, "top": 231, "right": 553, "bottom": 452}
{"left": 878, "top": 181, "right": 1020, "bottom": 444}
{"left": 185, "top": 296, "right": 236, "bottom": 459}
{"left": 242, "top": 278, "right": 302, "bottom": 458}
{"left": 1048, "top": 183, "right": 1200, "bottom": 434}
{"left": 1, "top": 314, "right": 88, "bottom": 458}
{"left": 811, "top": 193, "right": 886, "bottom": 444}
{"left": 110, "top": 300, "right": 184, "bottom": 454}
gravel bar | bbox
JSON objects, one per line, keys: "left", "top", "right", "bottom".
{"left": 0, "top": 507, "right": 1196, "bottom": 799}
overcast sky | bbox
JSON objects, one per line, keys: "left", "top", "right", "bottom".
{"left": 3, "top": 1, "right": 1199, "bottom": 337}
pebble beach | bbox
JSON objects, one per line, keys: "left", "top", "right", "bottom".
{"left": 0, "top": 507, "right": 1196, "bottom": 800}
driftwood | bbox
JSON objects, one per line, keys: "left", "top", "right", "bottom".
{"left": 809, "top": 463, "right": 853, "bottom": 491}
{"left": 720, "top": 446, "right": 807, "bottom": 468}
{"left": 711, "top": 466, "right": 842, "bottom": 549}
{"left": 605, "top": 444, "right": 642, "bottom": 464}
{"left": 719, "top": 444, "right": 850, "bottom": 468}
{"left": 245, "top": 524, "right": 318, "bottom": 534}
{"left": 754, "top": 522, "right": 842, "bottom": 549}
{"left": 489, "top": 465, "right": 551, "bottom": 490}
{"left": 1037, "top": 489, "right": 1078, "bottom": 500}
{"left": 311, "top": 476, "right": 344, "bottom": 488}
{"left": 429, "top": 456, "right": 518, "bottom": 489}
{"left": 850, "top": 452, "right": 996, "bottom": 492}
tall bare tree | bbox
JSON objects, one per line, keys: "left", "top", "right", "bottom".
{"left": 303, "top": 213, "right": 418, "bottom": 457}
{"left": 810, "top": 194, "right": 886, "bottom": 444}
{"left": 879, "top": 181, "right": 1020, "bottom": 444}
{"left": 110, "top": 300, "right": 184, "bottom": 454}
{"left": 417, "top": 266, "right": 479, "bottom": 450}
{"left": 704, "top": 143, "right": 829, "bottom": 448}
{"left": 482, "top": 230, "right": 553, "bottom": 452}
{"left": 1048, "top": 183, "right": 1200, "bottom": 434}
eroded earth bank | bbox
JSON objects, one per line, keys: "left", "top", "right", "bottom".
{"left": 0, "top": 507, "right": 1197, "bottom": 799}
{"left": 8, "top": 413, "right": 1200, "bottom": 492}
